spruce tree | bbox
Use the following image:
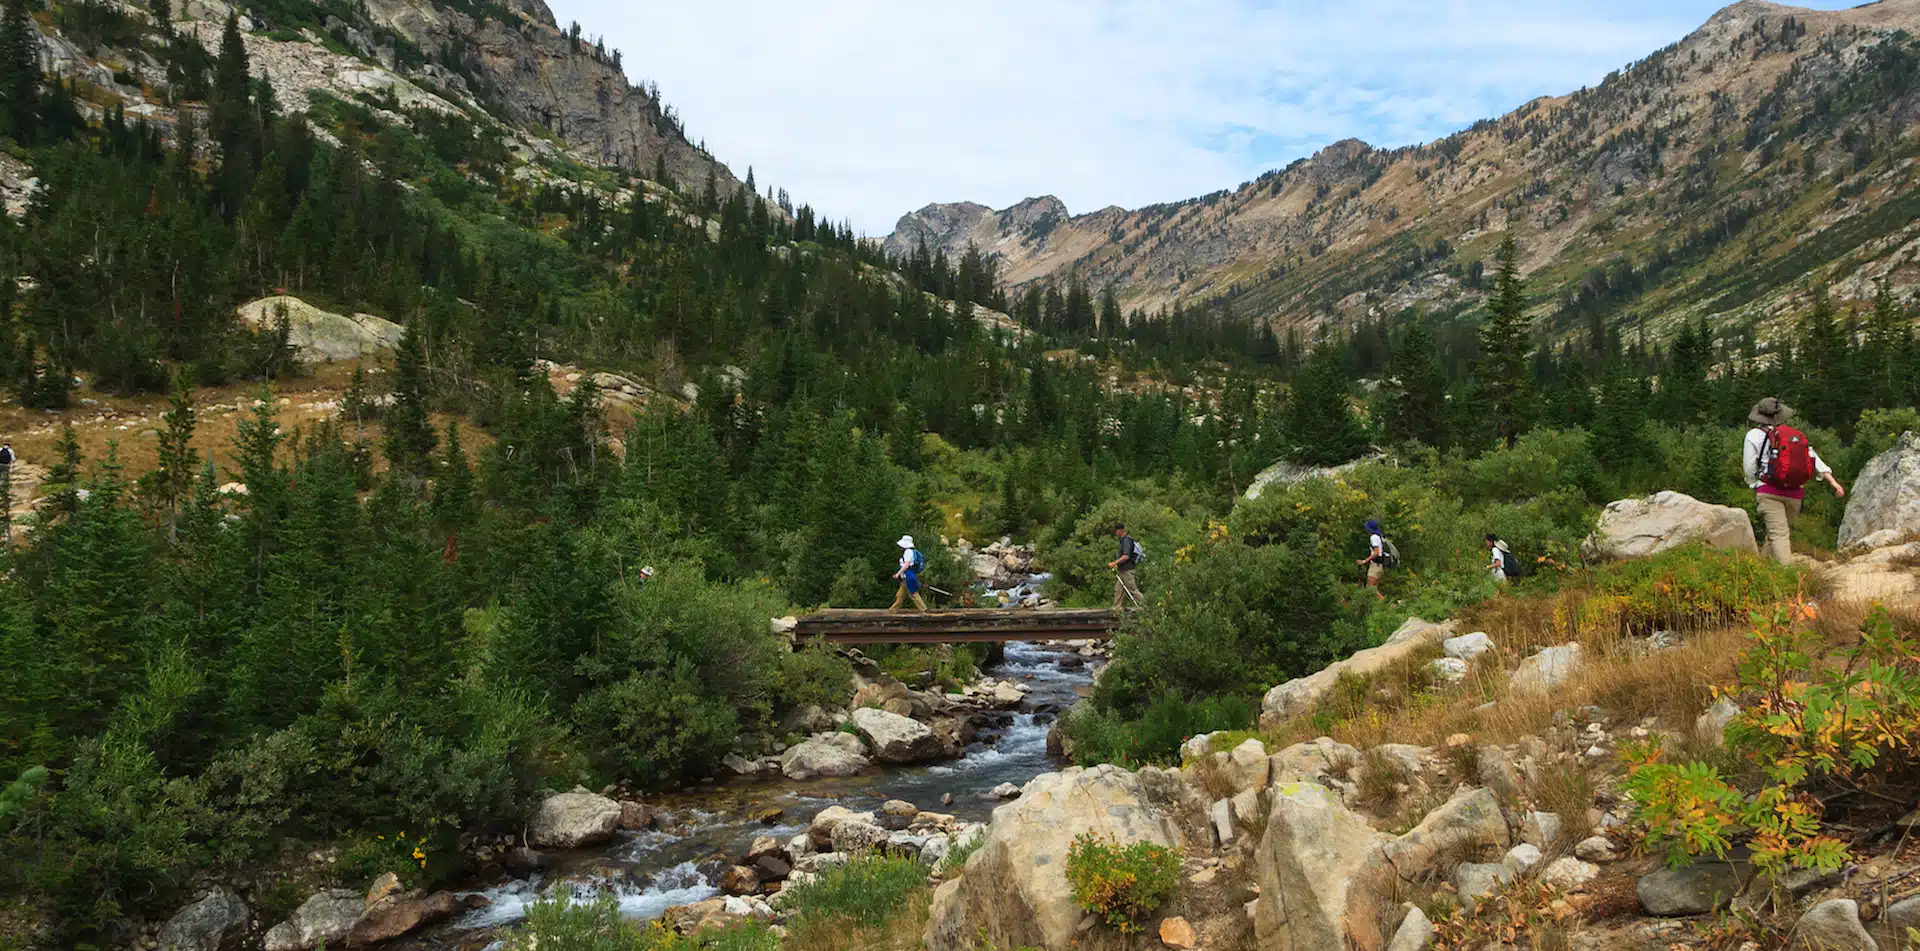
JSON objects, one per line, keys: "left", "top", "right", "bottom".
{"left": 0, "top": 0, "right": 38, "bottom": 142}
{"left": 383, "top": 323, "right": 436, "bottom": 483}
{"left": 1384, "top": 321, "right": 1448, "bottom": 448}
{"left": 210, "top": 13, "right": 256, "bottom": 216}
{"left": 1477, "top": 233, "right": 1533, "bottom": 447}
{"left": 1283, "top": 343, "right": 1370, "bottom": 467}
{"left": 144, "top": 371, "right": 197, "bottom": 536}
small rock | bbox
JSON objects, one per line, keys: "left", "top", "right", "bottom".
{"left": 1504, "top": 843, "right": 1543, "bottom": 873}
{"left": 881, "top": 799, "right": 920, "bottom": 819}
{"left": 1444, "top": 631, "right": 1495, "bottom": 661}
{"left": 618, "top": 800, "right": 653, "bottom": 831}
{"left": 1511, "top": 644, "right": 1584, "bottom": 695}
{"left": 1868, "top": 895, "right": 1920, "bottom": 948}
{"left": 363, "top": 872, "right": 401, "bottom": 910}
{"left": 1388, "top": 906, "right": 1436, "bottom": 951}
{"left": 722, "top": 753, "right": 762, "bottom": 777}
{"left": 1210, "top": 798, "right": 1234, "bottom": 846}
{"left": 1446, "top": 732, "right": 1472, "bottom": 748}
{"left": 1454, "top": 862, "right": 1514, "bottom": 904}
{"left": 1159, "top": 916, "right": 1198, "bottom": 950}
{"left": 158, "top": 888, "right": 250, "bottom": 951}
{"left": 1539, "top": 857, "right": 1599, "bottom": 891}
{"left": 1695, "top": 697, "right": 1741, "bottom": 748}
{"left": 1189, "top": 867, "right": 1218, "bottom": 885}
{"left": 988, "top": 782, "right": 1021, "bottom": 800}
{"left": 1429, "top": 657, "right": 1469, "bottom": 683}
{"left": 1574, "top": 836, "right": 1618, "bottom": 863}
{"left": 1787, "top": 899, "right": 1877, "bottom": 951}
{"left": 720, "top": 865, "right": 761, "bottom": 896}
{"left": 1521, "top": 811, "right": 1563, "bottom": 848}
{"left": 754, "top": 855, "right": 792, "bottom": 881}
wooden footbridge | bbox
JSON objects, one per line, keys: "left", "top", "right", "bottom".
{"left": 790, "top": 608, "right": 1120, "bottom": 645}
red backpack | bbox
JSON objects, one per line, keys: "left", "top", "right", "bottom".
{"left": 1760, "top": 425, "right": 1815, "bottom": 490}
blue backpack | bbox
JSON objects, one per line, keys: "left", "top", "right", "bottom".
{"left": 909, "top": 549, "right": 926, "bottom": 572}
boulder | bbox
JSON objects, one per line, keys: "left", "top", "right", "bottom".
{"left": 347, "top": 892, "right": 458, "bottom": 946}
{"left": 851, "top": 707, "right": 945, "bottom": 764}
{"left": 1788, "top": 899, "right": 1878, "bottom": 951}
{"left": 1504, "top": 843, "right": 1543, "bottom": 873}
{"left": 1261, "top": 619, "right": 1456, "bottom": 729}
{"left": 1575, "top": 836, "right": 1619, "bottom": 863}
{"left": 1340, "top": 788, "right": 1510, "bottom": 950}
{"left": 264, "top": 890, "right": 362, "bottom": 951}
{"left": 159, "top": 888, "right": 250, "bottom": 951}
{"left": 831, "top": 816, "right": 890, "bottom": 855}
{"left": 1538, "top": 858, "right": 1599, "bottom": 891}
{"left": 1255, "top": 781, "right": 1389, "bottom": 949}
{"left": 1429, "top": 657, "right": 1469, "bottom": 683}
{"left": 1453, "top": 862, "right": 1514, "bottom": 904}
{"left": 1867, "top": 895, "right": 1920, "bottom": 949}
{"left": 779, "top": 704, "right": 839, "bottom": 735}
{"left": 236, "top": 296, "right": 404, "bottom": 363}
{"left": 1838, "top": 433, "right": 1920, "bottom": 551}
{"left": 618, "top": 800, "right": 653, "bottom": 831}
{"left": 1269, "top": 736, "right": 1363, "bottom": 788}
{"left": 1510, "top": 644, "right": 1584, "bottom": 695}
{"left": 363, "top": 873, "right": 402, "bottom": 910}
{"left": 1638, "top": 862, "right": 1750, "bottom": 916}
{"left": 807, "top": 806, "right": 872, "bottom": 848}
{"left": 529, "top": 790, "right": 622, "bottom": 849}
{"left": 1159, "top": 915, "right": 1198, "bottom": 950}
{"left": 1585, "top": 491, "right": 1759, "bottom": 560}
{"left": 1444, "top": 632, "right": 1495, "bottom": 661}
{"left": 1823, "top": 558, "right": 1920, "bottom": 606}
{"left": 924, "top": 765, "right": 1187, "bottom": 951}
{"left": 722, "top": 753, "right": 762, "bottom": 776}
{"left": 1520, "top": 811, "right": 1563, "bottom": 848}
{"left": 1387, "top": 906, "right": 1435, "bottom": 951}
{"left": 1217, "top": 738, "right": 1271, "bottom": 792}
{"left": 781, "top": 732, "right": 871, "bottom": 781}
{"left": 719, "top": 865, "right": 761, "bottom": 895}
{"left": 1695, "top": 697, "right": 1741, "bottom": 748}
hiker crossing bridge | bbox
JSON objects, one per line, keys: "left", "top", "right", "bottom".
{"left": 789, "top": 608, "right": 1120, "bottom": 645}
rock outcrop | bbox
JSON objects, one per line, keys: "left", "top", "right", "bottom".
{"left": 528, "top": 789, "right": 623, "bottom": 849}
{"left": 1261, "top": 618, "right": 1455, "bottom": 729}
{"left": 159, "top": 888, "right": 250, "bottom": 951}
{"left": 1838, "top": 432, "right": 1920, "bottom": 551}
{"left": 236, "top": 296, "right": 404, "bottom": 363}
{"left": 924, "top": 765, "right": 1190, "bottom": 951}
{"left": 1585, "top": 491, "right": 1759, "bottom": 560}
{"left": 264, "top": 890, "right": 362, "bottom": 951}
{"left": 1253, "top": 781, "right": 1388, "bottom": 949}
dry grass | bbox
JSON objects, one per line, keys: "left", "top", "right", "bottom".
{"left": 1187, "top": 753, "right": 1239, "bottom": 802}
{"left": 783, "top": 889, "right": 932, "bottom": 951}
{"left": 1525, "top": 759, "right": 1596, "bottom": 855}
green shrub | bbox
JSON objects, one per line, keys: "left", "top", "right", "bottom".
{"left": 937, "top": 830, "right": 985, "bottom": 878}
{"left": 504, "top": 890, "right": 777, "bottom": 950}
{"left": 778, "top": 855, "right": 929, "bottom": 928}
{"left": 1583, "top": 545, "right": 1800, "bottom": 636}
{"left": 1062, "top": 693, "right": 1254, "bottom": 768}
{"left": 573, "top": 664, "right": 741, "bottom": 784}
{"left": 1064, "top": 834, "right": 1181, "bottom": 934}
{"left": 773, "top": 641, "right": 854, "bottom": 713}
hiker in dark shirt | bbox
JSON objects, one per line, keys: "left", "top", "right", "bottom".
{"left": 0, "top": 442, "right": 13, "bottom": 470}
{"left": 1107, "top": 524, "right": 1144, "bottom": 610}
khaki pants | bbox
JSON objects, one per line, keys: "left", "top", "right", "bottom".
{"left": 1755, "top": 493, "right": 1802, "bottom": 565}
{"left": 889, "top": 583, "right": 928, "bottom": 612}
{"left": 1113, "top": 569, "right": 1143, "bottom": 609}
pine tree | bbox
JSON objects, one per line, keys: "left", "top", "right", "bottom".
{"left": 1384, "top": 321, "right": 1449, "bottom": 448}
{"left": 430, "top": 421, "right": 472, "bottom": 532}
{"left": 0, "top": 0, "right": 39, "bottom": 142}
{"left": 143, "top": 371, "right": 197, "bottom": 536}
{"left": 1866, "top": 282, "right": 1905, "bottom": 408}
{"left": 383, "top": 323, "right": 436, "bottom": 483}
{"left": 1477, "top": 233, "right": 1533, "bottom": 447}
{"left": 210, "top": 13, "right": 256, "bottom": 216}
{"left": 1284, "top": 343, "right": 1370, "bottom": 466}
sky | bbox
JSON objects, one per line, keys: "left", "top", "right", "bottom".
{"left": 546, "top": 0, "right": 1867, "bottom": 236}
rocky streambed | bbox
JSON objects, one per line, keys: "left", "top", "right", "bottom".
{"left": 325, "top": 639, "right": 1106, "bottom": 950}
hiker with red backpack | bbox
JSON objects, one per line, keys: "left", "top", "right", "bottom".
{"left": 1743, "top": 398, "right": 1846, "bottom": 565}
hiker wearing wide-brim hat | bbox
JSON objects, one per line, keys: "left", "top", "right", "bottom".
{"left": 1742, "top": 397, "right": 1845, "bottom": 565}
{"left": 888, "top": 534, "right": 929, "bottom": 612}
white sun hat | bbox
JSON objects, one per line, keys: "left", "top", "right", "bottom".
{"left": 897, "top": 535, "right": 916, "bottom": 549}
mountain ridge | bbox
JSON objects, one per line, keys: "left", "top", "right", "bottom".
{"left": 885, "top": 0, "right": 1920, "bottom": 341}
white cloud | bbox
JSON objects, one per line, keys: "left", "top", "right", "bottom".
{"left": 545, "top": 0, "right": 1865, "bottom": 234}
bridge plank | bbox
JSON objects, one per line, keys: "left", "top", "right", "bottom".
{"left": 790, "top": 608, "right": 1120, "bottom": 643}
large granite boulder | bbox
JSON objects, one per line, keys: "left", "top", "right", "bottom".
{"left": 347, "top": 892, "right": 458, "bottom": 946}
{"left": 264, "top": 890, "right": 362, "bottom": 951}
{"left": 924, "top": 765, "right": 1188, "bottom": 951}
{"left": 236, "top": 296, "right": 403, "bottom": 363}
{"left": 529, "top": 789, "right": 623, "bottom": 849}
{"left": 850, "top": 707, "right": 945, "bottom": 764}
{"left": 159, "top": 888, "right": 250, "bottom": 951}
{"left": 1510, "top": 644, "right": 1584, "bottom": 695}
{"left": 1585, "top": 491, "right": 1758, "bottom": 560}
{"left": 1839, "top": 433, "right": 1920, "bottom": 551}
{"left": 780, "top": 732, "right": 871, "bottom": 780}
{"left": 1261, "top": 618, "right": 1456, "bottom": 729}
{"left": 1253, "top": 781, "right": 1390, "bottom": 950}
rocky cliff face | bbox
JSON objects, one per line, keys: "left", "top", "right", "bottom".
{"left": 32, "top": 0, "right": 741, "bottom": 197}
{"left": 887, "top": 0, "right": 1920, "bottom": 341}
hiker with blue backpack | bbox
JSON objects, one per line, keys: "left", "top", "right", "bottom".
{"left": 1743, "top": 398, "right": 1845, "bottom": 565}
{"left": 889, "top": 535, "right": 930, "bottom": 612}
{"left": 1108, "top": 524, "right": 1146, "bottom": 610}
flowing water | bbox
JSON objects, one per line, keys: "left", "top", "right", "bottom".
{"left": 440, "top": 633, "right": 1097, "bottom": 945}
